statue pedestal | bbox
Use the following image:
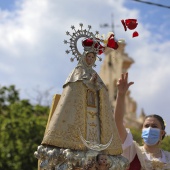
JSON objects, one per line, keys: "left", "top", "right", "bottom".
{"left": 35, "top": 145, "right": 129, "bottom": 170}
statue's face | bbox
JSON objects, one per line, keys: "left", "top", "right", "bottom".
{"left": 98, "top": 155, "right": 107, "bottom": 166}
{"left": 85, "top": 52, "right": 96, "bottom": 65}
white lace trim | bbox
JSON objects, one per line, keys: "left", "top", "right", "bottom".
{"left": 134, "top": 141, "right": 170, "bottom": 170}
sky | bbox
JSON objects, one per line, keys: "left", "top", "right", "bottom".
{"left": 0, "top": 0, "right": 170, "bottom": 134}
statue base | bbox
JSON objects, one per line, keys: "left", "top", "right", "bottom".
{"left": 34, "top": 145, "right": 129, "bottom": 170}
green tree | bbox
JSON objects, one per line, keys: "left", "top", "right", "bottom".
{"left": 0, "top": 85, "right": 19, "bottom": 113}
{"left": 161, "top": 135, "right": 170, "bottom": 152}
{"left": 0, "top": 85, "right": 49, "bottom": 170}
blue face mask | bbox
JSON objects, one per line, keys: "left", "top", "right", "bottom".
{"left": 141, "top": 127, "right": 160, "bottom": 146}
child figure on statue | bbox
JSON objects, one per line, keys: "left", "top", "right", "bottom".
{"left": 96, "top": 154, "right": 110, "bottom": 170}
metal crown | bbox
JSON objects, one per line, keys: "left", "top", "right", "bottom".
{"left": 64, "top": 23, "right": 102, "bottom": 62}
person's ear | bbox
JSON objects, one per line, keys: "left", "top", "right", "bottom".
{"left": 160, "top": 130, "right": 166, "bottom": 139}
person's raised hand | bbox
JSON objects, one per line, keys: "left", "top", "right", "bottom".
{"left": 117, "top": 72, "right": 134, "bottom": 95}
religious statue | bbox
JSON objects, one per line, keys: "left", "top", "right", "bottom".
{"left": 34, "top": 23, "right": 129, "bottom": 170}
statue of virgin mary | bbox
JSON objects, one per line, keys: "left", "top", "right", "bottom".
{"left": 34, "top": 24, "right": 129, "bottom": 170}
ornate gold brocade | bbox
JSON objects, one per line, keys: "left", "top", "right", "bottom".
{"left": 87, "top": 89, "right": 96, "bottom": 107}
{"left": 42, "top": 82, "right": 87, "bottom": 150}
{"left": 99, "top": 88, "right": 122, "bottom": 155}
{"left": 88, "top": 111, "right": 97, "bottom": 118}
{"left": 42, "top": 81, "right": 122, "bottom": 155}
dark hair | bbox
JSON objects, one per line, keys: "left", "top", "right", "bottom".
{"left": 144, "top": 114, "right": 166, "bottom": 139}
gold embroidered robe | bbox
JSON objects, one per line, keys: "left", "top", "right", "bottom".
{"left": 41, "top": 55, "right": 122, "bottom": 155}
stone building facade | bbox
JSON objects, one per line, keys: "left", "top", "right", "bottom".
{"left": 99, "top": 42, "right": 145, "bottom": 130}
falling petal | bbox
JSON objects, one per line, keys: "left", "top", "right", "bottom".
{"left": 107, "top": 34, "right": 119, "bottom": 50}
{"left": 132, "top": 31, "right": 139, "bottom": 38}
{"left": 121, "top": 19, "right": 127, "bottom": 31}
{"left": 125, "top": 19, "right": 138, "bottom": 30}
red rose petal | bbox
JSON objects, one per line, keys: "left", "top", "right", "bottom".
{"left": 124, "top": 19, "right": 138, "bottom": 30}
{"left": 107, "top": 34, "right": 119, "bottom": 50}
{"left": 125, "top": 19, "right": 138, "bottom": 30}
{"left": 121, "top": 19, "right": 127, "bottom": 31}
{"left": 132, "top": 31, "right": 139, "bottom": 38}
